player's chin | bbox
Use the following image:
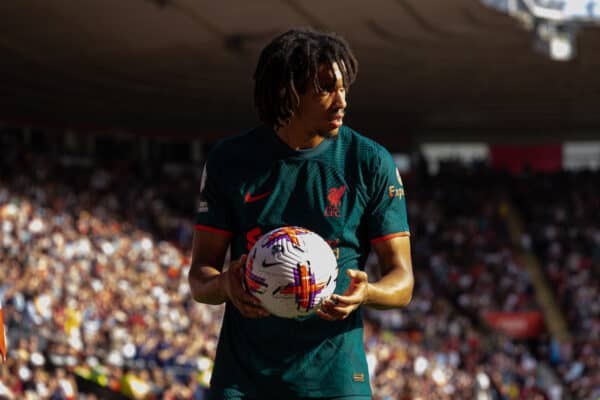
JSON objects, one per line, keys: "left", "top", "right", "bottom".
{"left": 319, "top": 126, "right": 341, "bottom": 138}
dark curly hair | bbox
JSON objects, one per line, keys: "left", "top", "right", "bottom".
{"left": 253, "top": 27, "right": 358, "bottom": 129}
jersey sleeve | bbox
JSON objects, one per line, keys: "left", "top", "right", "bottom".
{"left": 366, "top": 150, "right": 410, "bottom": 243}
{"left": 194, "top": 157, "right": 234, "bottom": 238}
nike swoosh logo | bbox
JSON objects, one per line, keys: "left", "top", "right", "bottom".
{"left": 262, "top": 260, "right": 280, "bottom": 268}
{"left": 244, "top": 190, "right": 272, "bottom": 203}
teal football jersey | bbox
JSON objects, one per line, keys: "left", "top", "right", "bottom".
{"left": 195, "top": 125, "right": 409, "bottom": 398}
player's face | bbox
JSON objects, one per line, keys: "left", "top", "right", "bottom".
{"left": 296, "top": 62, "right": 347, "bottom": 138}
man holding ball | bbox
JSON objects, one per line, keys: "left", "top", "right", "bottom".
{"left": 188, "top": 27, "right": 414, "bottom": 400}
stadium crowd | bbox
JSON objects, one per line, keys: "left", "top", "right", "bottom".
{"left": 513, "top": 171, "right": 600, "bottom": 400}
{"left": 364, "top": 165, "right": 554, "bottom": 399}
{"left": 0, "top": 146, "right": 593, "bottom": 399}
{"left": 409, "top": 166, "right": 540, "bottom": 315}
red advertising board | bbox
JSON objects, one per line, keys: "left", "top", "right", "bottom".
{"left": 483, "top": 311, "right": 545, "bottom": 339}
{"left": 490, "top": 145, "right": 562, "bottom": 173}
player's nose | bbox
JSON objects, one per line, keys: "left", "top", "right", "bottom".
{"left": 333, "top": 88, "right": 347, "bottom": 110}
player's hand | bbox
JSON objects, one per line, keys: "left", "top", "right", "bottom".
{"left": 317, "top": 269, "right": 368, "bottom": 321}
{"left": 222, "top": 254, "right": 270, "bottom": 318}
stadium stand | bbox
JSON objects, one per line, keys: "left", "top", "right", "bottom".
{"left": 512, "top": 171, "right": 600, "bottom": 400}
{"left": 0, "top": 129, "right": 597, "bottom": 399}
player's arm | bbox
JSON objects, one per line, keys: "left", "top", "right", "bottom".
{"left": 188, "top": 229, "right": 269, "bottom": 317}
{"left": 188, "top": 229, "right": 230, "bottom": 304}
{"left": 317, "top": 235, "right": 413, "bottom": 320}
{"left": 364, "top": 234, "right": 413, "bottom": 309}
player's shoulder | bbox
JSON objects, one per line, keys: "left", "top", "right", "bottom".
{"left": 339, "top": 125, "right": 393, "bottom": 163}
{"left": 205, "top": 126, "right": 264, "bottom": 167}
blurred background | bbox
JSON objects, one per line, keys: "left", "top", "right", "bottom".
{"left": 0, "top": 1, "right": 598, "bottom": 399}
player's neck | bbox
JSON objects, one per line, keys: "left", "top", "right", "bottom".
{"left": 275, "top": 124, "right": 324, "bottom": 150}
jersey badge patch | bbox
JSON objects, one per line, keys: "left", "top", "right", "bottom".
{"left": 324, "top": 186, "right": 346, "bottom": 217}
{"left": 197, "top": 200, "right": 208, "bottom": 213}
{"left": 388, "top": 185, "right": 405, "bottom": 199}
{"left": 353, "top": 373, "right": 365, "bottom": 382}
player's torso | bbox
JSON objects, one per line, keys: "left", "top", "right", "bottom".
{"left": 210, "top": 127, "right": 373, "bottom": 396}
{"left": 223, "top": 128, "right": 371, "bottom": 281}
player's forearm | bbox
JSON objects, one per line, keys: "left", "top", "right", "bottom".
{"left": 188, "top": 264, "right": 228, "bottom": 305}
{"left": 366, "top": 236, "right": 414, "bottom": 309}
{"left": 364, "top": 267, "right": 413, "bottom": 309}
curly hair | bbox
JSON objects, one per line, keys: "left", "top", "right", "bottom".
{"left": 253, "top": 27, "right": 358, "bottom": 129}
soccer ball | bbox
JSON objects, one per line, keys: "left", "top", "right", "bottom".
{"left": 243, "top": 226, "right": 338, "bottom": 318}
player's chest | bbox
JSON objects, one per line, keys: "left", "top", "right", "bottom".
{"left": 229, "top": 160, "right": 367, "bottom": 237}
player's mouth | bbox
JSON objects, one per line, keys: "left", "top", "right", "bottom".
{"left": 328, "top": 113, "right": 344, "bottom": 128}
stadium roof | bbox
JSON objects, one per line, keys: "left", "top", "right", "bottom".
{"left": 1, "top": 0, "right": 600, "bottom": 139}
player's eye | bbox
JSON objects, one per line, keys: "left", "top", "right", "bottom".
{"left": 319, "top": 86, "right": 337, "bottom": 97}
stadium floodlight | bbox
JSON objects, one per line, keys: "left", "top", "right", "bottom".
{"left": 481, "top": 0, "right": 600, "bottom": 60}
{"left": 548, "top": 30, "right": 576, "bottom": 59}
{"left": 533, "top": 20, "right": 578, "bottom": 60}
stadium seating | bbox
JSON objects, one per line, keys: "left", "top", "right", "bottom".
{"left": 0, "top": 146, "right": 596, "bottom": 399}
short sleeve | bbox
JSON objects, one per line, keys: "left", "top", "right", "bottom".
{"left": 366, "top": 150, "right": 410, "bottom": 243}
{"left": 194, "top": 158, "right": 234, "bottom": 238}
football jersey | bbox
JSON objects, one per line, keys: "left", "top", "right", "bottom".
{"left": 195, "top": 125, "right": 409, "bottom": 398}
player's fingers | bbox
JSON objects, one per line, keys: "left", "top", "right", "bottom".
{"left": 330, "top": 303, "right": 358, "bottom": 316}
{"left": 233, "top": 296, "right": 249, "bottom": 307}
{"left": 243, "top": 309, "right": 269, "bottom": 318}
{"left": 316, "top": 308, "right": 337, "bottom": 321}
{"left": 236, "top": 291, "right": 262, "bottom": 307}
{"left": 241, "top": 303, "right": 270, "bottom": 318}
{"left": 336, "top": 283, "right": 368, "bottom": 304}
{"left": 347, "top": 269, "right": 368, "bottom": 282}
{"left": 318, "top": 299, "right": 335, "bottom": 315}
{"left": 320, "top": 306, "right": 351, "bottom": 320}
{"left": 319, "top": 299, "right": 348, "bottom": 320}
{"left": 230, "top": 254, "right": 248, "bottom": 272}
{"left": 331, "top": 293, "right": 362, "bottom": 306}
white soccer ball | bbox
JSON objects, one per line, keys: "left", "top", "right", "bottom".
{"left": 243, "top": 226, "right": 338, "bottom": 318}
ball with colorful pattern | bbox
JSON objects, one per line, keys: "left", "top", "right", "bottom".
{"left": 243, "top": 226, "right": 338, "bottom": 318}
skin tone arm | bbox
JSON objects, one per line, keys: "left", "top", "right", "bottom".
{"left": 188, "top": 230, "right": 269, "bottom": 318}
{"left": 317, "top": 235, "right": 414, "bottom": 321}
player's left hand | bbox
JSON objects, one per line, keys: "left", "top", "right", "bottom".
{"left": 317, "top": 269, "right": 368, "bottom": 321}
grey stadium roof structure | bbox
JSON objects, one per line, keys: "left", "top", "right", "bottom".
{"left": 1, "top": 0, "right": 600, "bottom": 141}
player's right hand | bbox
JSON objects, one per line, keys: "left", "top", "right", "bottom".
{"left": 222, "top": 254, "right": 270, "bottom": 318}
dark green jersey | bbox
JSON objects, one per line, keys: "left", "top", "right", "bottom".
{"left": 195, "top": 125, "right": 409, "bottom": 398}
